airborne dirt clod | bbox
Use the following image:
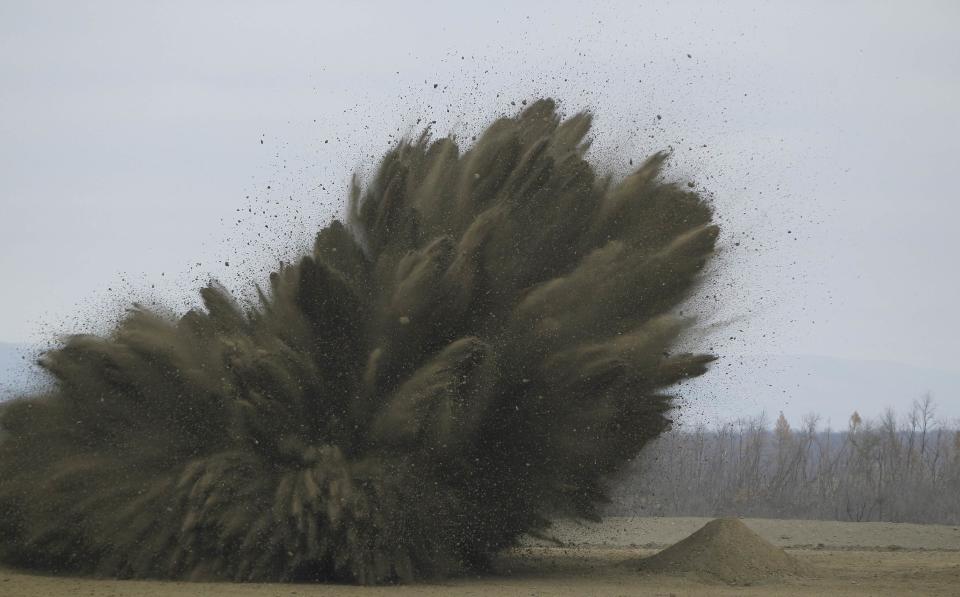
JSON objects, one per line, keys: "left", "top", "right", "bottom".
{"left": 636, "top": 518, "right": 812, "bottom": 585}
{"left": 0, "top": 99, "right": 718, "bottom": 585}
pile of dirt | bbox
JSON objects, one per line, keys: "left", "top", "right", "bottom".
{"left": 636, "top": 518, "right": 811, "bottom": 585}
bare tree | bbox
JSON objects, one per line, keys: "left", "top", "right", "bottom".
{"left": 608, "top": 396, "right": 959, "bottom": 524}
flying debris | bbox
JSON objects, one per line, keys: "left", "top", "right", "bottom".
{"left": 0, "top": 99, "right": 718, "bottom": 584}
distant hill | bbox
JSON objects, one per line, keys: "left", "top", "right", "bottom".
{"left": 677, "top": 353, "right": 960, "bottom": 427}
{"left": 2, "top": 343, "right": 957, "bottom": 426}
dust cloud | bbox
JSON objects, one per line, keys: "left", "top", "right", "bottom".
{"left": 0, "top": 100, "right": 718, "bottom": 584}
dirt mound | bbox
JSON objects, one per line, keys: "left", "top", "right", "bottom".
{"left": 636, "top": 518, "right": 810, "bottom": 585}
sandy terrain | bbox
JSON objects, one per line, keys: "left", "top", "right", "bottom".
{"left": 2, "top": 517, "right": 958, "bottom": 597}
{"left": 536, "top": 516, "right": 960, "bottom": 551}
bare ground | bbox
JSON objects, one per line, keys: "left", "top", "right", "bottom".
{"left": 2, "top": 518, "right": 959, "bottom": 597}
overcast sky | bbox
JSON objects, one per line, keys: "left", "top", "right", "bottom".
{"left": 1, "top": 2, "right": 958, "bottom": 418}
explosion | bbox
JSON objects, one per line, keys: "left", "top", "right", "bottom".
{"left": 0, "top": 99, "right": 717, "bottom": 584}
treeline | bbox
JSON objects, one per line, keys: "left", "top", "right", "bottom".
{"left": 608, "top": 395, "right": 960, "bottom": 525}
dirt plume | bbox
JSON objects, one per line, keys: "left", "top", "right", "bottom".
{"left": 0, "top": 99, "right": 718, "bottom": 584}
{"left": 637, "top": 518, "right": 811, "bottom": 585}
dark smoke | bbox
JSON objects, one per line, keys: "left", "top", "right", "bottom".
{"left": 0, "top": 99, "right": 718, "bottom": 584}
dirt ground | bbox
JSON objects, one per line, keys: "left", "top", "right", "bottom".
{"left": 2, "top": 517, "right": 959, "bottom": 597}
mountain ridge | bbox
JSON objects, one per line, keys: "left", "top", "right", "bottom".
{"left": 1, "top": 342, "right": 957, "bottom": 425}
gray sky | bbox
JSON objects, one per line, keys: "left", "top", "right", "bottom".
{"left": 1, "top": 2, "right": 958, "bottom": 418}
